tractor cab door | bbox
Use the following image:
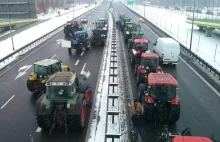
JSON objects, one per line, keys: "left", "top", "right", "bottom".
{"left": 50, "top": 62, "right": 62, "bottom": 75}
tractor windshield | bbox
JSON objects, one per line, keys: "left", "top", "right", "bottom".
{"left": 141, "top": 58, "right": 159, "bottom": 70}
{"left": 51, "top": 63, "right": 61, "bottom": 74}
{"left": 74, "top": 33, "right": 85, "bottom": 40}
{"left": 133, "top": 34, "right": 143, "bottom": 39}
{"left": 135, "top": 43, "right": 148, "bottom": 51}
{"left": 96, "top": 22, "right": 104, "bottom": 28}
{"left": 125, "top": 25, "right": 133, "bottom": 31}
{"left": 149, "top": 85, "right": 176, "bottom": 100}
{"left": 48, "top": 86, "right": 72, "bottom": 100}
{"left": 34, "top": 65, "right": 47, "bottom": 76}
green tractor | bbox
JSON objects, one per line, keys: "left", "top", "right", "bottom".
{"left": 123, "top": 22, "right": 139, "bottom": 43}
{"left": 128, "top": 32, "right": 144, "bottom": 50}
{"left": 119, "top": 16, "right": 132, "bottom": 32}
{"left": 36, "top": 72, "right": 92, "bottom": 133}
{"left": 27, "top": 59, "right": 70, "bottom": 95}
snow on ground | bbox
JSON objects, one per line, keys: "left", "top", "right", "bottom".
{"left": 124, "top": 4, "right": 220, "bottom": 71}
{"left": 37, "top": 4, "right": 87, "bottom": 20}
{"left": 88, "top": 12, "right": 113, "bottom": 142}
{"left": 0, "top": 4, "right": 99, "bottom": 60}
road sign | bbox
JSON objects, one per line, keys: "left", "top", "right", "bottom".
{"left": 127, "top": 0, "right": 133, "bottom": 5}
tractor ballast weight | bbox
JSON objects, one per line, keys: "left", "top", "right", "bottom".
{"left": 139, "top": 73, "right": 180, "bottom": 123}
{"left": 128, "top": 32, "right": 144, "bottom": 50}
{"left": 35, "top": 72, "right": 92, "bottom": 133}
{"left": 27, "top": 59, "right": 70, "bottom": 95}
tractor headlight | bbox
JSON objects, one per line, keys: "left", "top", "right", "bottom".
{"left": 126, "top": 31, "right": 130, "bottom": 34}
{"left": 146, "top": 66, "right": 149, "bottom": 69}
{"left": 101, "top": 34, "right": 105, "bottom": 37}
{"left": 103, "top": 27, "right": 107, "bottom": 30}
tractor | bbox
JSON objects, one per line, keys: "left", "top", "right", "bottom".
{"left": 27, "top": 59, "right": 70, "bottom": 94}
{"left": 90, "top": 27, "right": 106, "bottom": 46}
{"left": 133, "top": 52, "right": 160, "bottom": 85}
{"left": 119, "top": 16, "right": 132, "bottom": 32}
{"left": 139, "top": 73, "right": 180, "bottom": 123}
{"left": 93, "top": 20, "right": 108, "bottom": 37}
{"left": 36, "top": 72, "right": 92, "bottom": 134}
{"left": 128, "top": 32, "right": 145, "bottom": 50}
{"left": 123, "top": 22, "right": 139, "bottom": 43}
{"left": 62, "top": 30, "right": 91, "bottom": 54}
{"left": 158, "top": 125, "right": 219, "bottom": 142}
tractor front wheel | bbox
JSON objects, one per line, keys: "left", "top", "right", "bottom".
{"left": 169, "top": 105, "right": 180, "bottom": 123}
{"left": 27, "top": 80, "right": 37, "bottom": 92}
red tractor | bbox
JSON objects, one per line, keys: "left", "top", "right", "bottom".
{"left": 139, "top": 73, "right": 180, "bottom": 123}
{"left": 158, "top": 125, "right": 219, "bottom": 142}
{"left": 134, "top": 52, "right": 161, "bottom": 85}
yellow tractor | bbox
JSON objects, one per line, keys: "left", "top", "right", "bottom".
{"left": 27, "top": 59, "right": 70, "bottom": 94}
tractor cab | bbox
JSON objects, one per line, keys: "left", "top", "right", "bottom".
{"left": 120, "top": 17, "right": 132, "bottom": 31}
{"left": 73, "top": 31, "right": 89, "bottom": 44}
{"left": 45, "top": 72, "right": 78, "bottom": 101}
{"left": 139, "top": 52, "right": 159, "bottom": 74}
{"left": 128, "top": 32, "right": 145, "bottom": 50}
{"left": 145, "top": 73, "right": 179, "bottom": 102}
{"left": 94, "top": 21, "right": 105, "bottom": 29}
{"left": 33, "top": 59, "right": 62, "bottom": 77}
{"left": 133, "top": 39, "right": 149, "bottom": 52}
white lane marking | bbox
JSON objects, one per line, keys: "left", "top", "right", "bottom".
{"left": 36, "top": 127, "right": 42, "bottom": 132}
{"left": 15, "top": 65, "right": 32, "bottom": 80}
{"left": 75, "top": 60, "right": 80, "bottom": 65}
{"left": 80, "top": 51, "right": 84, "bottom": 56}
{"left": 179, "top": 57, "right": 220, "bottom": 97}
{"left": 0, "top": 32, "right": 63, "bottom": 78}
{"left": 87, "top": 28, "right": 90, "bottom": 30}
{"left": 1, "top": 95, "right": 15, "bottom": 109}
{"left": 51, "top": 54, "right": 56, "bottom": 59}
{"left": 56, "top": 39, "right": 61, "bottom": 44}
{"left": 125, "top": 7, "right": 220, "bottom": 96}
{"left": 80, "top": 63, "right": 86, "bottom": 74}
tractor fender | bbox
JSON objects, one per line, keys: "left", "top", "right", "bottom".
{"left": 28, "top": 72, "right": 37, "bottom": 80}
{"left": 79, "top": 82, "right": 91, "bottom": 94}
{"left": 68, "top": 93, "right": 85, "bottom": 115}
{"left": 36, "top": 94, "right": 52, "bottom": 115}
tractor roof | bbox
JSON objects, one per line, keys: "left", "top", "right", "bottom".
{"left": 141, "top": 52, "right": 159, "bottom": 59}
{"left": 134, "top": 39, "right": 149, "bottom": 44}
{"left": 46, "top": 72, "right": 76, "bottom": 86}
{"left": 148, "top": 73, "right": 178, "bottom": 87}
{"left": 125, "top": 22, "right": 133, "bottom": 24}
{"left": 123, "top": 17, "right": 131, "bottom": 20}
{"left": 75, "top": 30, "right": 87, "bottom": 34}
{"left": 172, "top": 136, "right": 213, "bottom": 142}
{"left": 34, "top": 59, "right": 59, "bottom": 66}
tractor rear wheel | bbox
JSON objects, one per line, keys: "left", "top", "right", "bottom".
{"left": 169, "top": 105, "right": 180, "bottom": 123}
{"left": 69, "top": 99, "right": 86, "bottom": 131}
{"left": 36, "top": 115, "right": 51, "bottom": 129}
{"left": 144, "top": 103, "right": 154, "bottom": 122}
{"left": 27, "top": 80, "right": 36, "bottom": 92}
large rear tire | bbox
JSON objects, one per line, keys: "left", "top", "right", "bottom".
{"left": 27, "top": 80, "right": 36, "bottom": 92}
{"left": 36, "top": 115, "right": 51, "bottom": 129}
{"left": 169, "top": 105, "right": 180, "bottom": 123}
{"left": 69, "top": 99, "right": 86, "bottom": 131}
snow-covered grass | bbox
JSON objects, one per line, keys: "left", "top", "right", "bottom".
{"left": 37, "top": 4, "right": 88, "bottom": 20}
{"left": 0, "top": 4, "right": 99, "bottom": 61}
{"left": 125, "top": 4, "right": 220, "bottom": 72}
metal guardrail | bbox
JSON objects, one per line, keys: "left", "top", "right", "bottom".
{"left": 0, "top": 4, "right": 101, "bottom": 70}
{"left": 122, "top": 3, "right": 220, "bottom": 80}
{"left": 104, "top": 16, "right": 121, "bottom": 142}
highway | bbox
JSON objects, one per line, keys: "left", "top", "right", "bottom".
{"left": 0, "top": 4, "right": 108, "bottom": 142}
{"left": 114, "top": 3, "right": 220, "bottom": 141}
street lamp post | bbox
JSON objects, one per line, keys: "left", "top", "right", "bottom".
{"left": 73, "top": 0, "right": 74, "bottom": 19}
{"left": 7, "top": 1, "right": 15, "bottom": 51}
{"left": 144, "top": 4, "right": 146, "bottom": 18}
{"left": 189, "top": 0, "right": 195, "bottom": 51}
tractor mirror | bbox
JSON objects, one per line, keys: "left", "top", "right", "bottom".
{"left": 153, "top": 43, "right": 156, "bottom": 46}
{"left": 148, "top": 40, "right": 150, "bottom": 43}
{"left": 46, "top": 95, "right": 49, "bottom": 99}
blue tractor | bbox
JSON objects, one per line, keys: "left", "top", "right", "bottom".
{"left": 68, "top": 30, "right": 91, "bottom": 54}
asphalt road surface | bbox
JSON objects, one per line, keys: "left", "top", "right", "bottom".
{"left": 0, "top": 4, "right": 108, "bottom": 142}
{"left": 114, "top": 3, "right": 220, "bottom": 141}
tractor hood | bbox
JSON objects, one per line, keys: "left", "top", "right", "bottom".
{"left": 172, "top": 136, "right": 213, "bottom": 142}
